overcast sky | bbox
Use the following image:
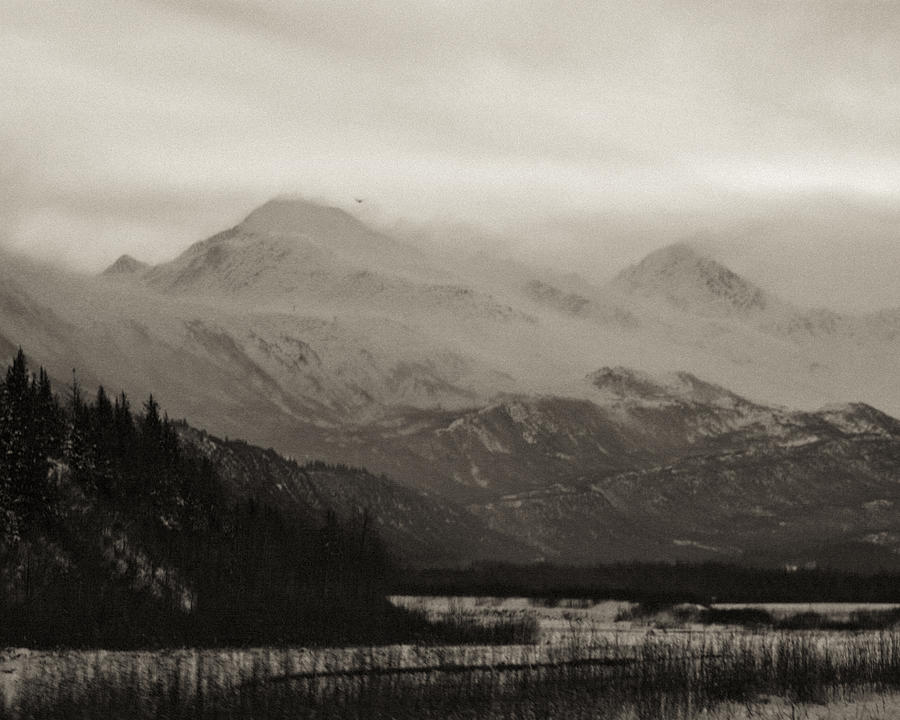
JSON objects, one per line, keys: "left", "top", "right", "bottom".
{"left": 2, "top": 0, "right": 900, "bottom": 298}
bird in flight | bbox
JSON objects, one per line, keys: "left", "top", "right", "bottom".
{"left": 354, "top": 197, "right": 364, "bottom": 204}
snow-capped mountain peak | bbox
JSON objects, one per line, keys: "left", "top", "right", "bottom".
{"left": 101, "top": 254, "right": 149, "bottom": 276}
{"left": 610, "top": 242, "right": 771, "bottom": 314}
{"left": 239, "top": 198, "right": 367, "bottom": 239}
{"left": 138, "top": 197, "right": 441, "bottom": 298}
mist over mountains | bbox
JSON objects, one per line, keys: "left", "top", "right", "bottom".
{"left": 4, "top": 196, "right": 900, "bottom": 567}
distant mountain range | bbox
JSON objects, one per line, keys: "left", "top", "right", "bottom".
{"left": 4, "top": 197, "right": 900, "bottom": 568}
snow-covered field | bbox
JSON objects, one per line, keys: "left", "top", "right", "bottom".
{"left": 4, "top": 597, "right": 900, "bottom": 718}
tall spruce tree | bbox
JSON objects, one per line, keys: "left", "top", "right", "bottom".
{"left": 66, "top": 370, "right": 95, "bottom": 490}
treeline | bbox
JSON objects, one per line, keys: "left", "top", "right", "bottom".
{"left": 0, "top": 348, "right": 396, "bottom": 648}
{"left": 397, "top": 561, "right": 900, "bottom": 604}
{"left": 304, "top": 459, "right": 365, "bottom": 473}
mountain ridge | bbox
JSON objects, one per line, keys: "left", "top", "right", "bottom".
{"left": 5, "top": 201, "right": 900, "bottom": 418}
{"left": 5, "top": 199, "right": 900, "bottom": 568}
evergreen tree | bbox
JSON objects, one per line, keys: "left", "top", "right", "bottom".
{"left": 113, "top": 391, "right": 135, "bottom": 469}
{"left": 89, "top": 386, "right": 116, "bottom": 494}
{"left": 142, "top": 394, "right": 161, "bottom": 440}
{"left": 35, "top": 367, "right": 62, "bottom": 452}
{"left": 66, "top": 370, "right": 95, "bottom": 491}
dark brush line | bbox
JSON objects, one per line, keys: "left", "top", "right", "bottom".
{"left": 240, "top": 655, "right": 655, "bottom": 686}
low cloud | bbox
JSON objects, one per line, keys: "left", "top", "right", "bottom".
{"left": 1, "top": 1, "right": 899, "bottom": 279}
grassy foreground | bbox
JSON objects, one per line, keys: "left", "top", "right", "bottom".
{"left": 5, "top": 630, "right": 900, "bottom": 719}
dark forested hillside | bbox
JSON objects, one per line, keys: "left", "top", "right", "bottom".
{"left": 0, "top": 349, "right": 401, "bottom": 648}
{"left": 178, "top": 426, "right": 537, "bottom": 566}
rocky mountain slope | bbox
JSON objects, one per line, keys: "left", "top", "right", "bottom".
{"left": 463, "top": 389, "right": 900, "bottom": 567}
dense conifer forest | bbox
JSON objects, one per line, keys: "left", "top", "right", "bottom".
{"left": 0, "top": 348, "right": 400, "bottom": 648}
